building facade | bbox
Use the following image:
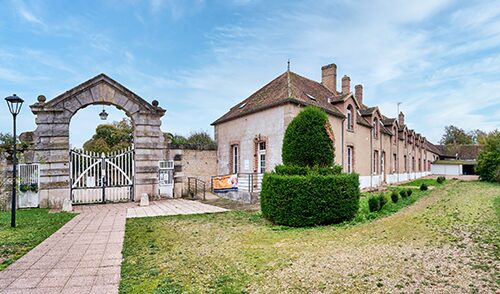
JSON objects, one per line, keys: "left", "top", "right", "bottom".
{"left": 212, "top": 63, "right": 440, "bottom": 189}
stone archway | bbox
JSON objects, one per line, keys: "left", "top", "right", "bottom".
{"left": 30, "top": 74, "right": 166, "bottom": 208}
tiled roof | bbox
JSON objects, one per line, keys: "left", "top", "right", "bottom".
{"left": 360, "top": 107, "right": 377, "bottom": 116}
{"left": 436, "top": 144, "right": 482, "bottom": 160}
{"left": 382, "top": 118, "right": 396, "bottom": 126}
{"left": 357, "top": 116, "right": 372, "bottom": 128}
{"left": 212, "top": 71, "right": 344, "bottom": 125}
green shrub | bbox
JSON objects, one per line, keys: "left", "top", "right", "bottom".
{"left": 392, "top": 190, "right": 401, "bottom": 201}
{"left": 368, "top": 195, "right": 380, "bottom": 212}
{"left": 260, "top": 173, "right": 360, "bottom": 227}
{"left": 29, "top": 183, "right": 38, "bottom": 193}
{"left": 436, "top": 176, "right": 446, "bottom": 184}
{"left": 420, "top": 183, "right": 428, "bottom": 191}
{"left": 391, "top": 191, "right": 399, "bottom": 203}
{"left": 282, "top": 107, "right": 334, "bottom": 167}
{"left": 476, "top": 131, "right": 500, "bottom": 183}
{"left": 399, "top": 190, "right": 407, "bottom": 198}
{"left": 378, "top": 193, "right": 387, "bottom": 209}
{"left": 19, "top": 184, "right": 29, "bottom": 193}
{"left": 406, "top": 189, "right": 413, "bottom": 197}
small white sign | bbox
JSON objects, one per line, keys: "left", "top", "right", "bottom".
{"left": 244, "top": 159, "right": 250, "bottom": 171}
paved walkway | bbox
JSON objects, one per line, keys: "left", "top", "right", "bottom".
{"left": 0, "top": 199, "right": 227, "bottom": 294}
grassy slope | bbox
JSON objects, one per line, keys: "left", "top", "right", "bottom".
{"left": 0, "top": 209, "right": 75, "bottom": 271}
{"left": 399, "top": 178, "right": 442, "bottom": 187}
{"left": 121, "top": 181, "right": 499, "bottom": 293}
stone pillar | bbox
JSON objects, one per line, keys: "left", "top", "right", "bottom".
{"left": 32, "top": 110, "right": 72, "bottom": 208}
{"left": 132, "top": 112, "right": 166, "bottom": 201}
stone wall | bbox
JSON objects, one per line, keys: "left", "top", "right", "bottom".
{"left": 167, "top": 144, "right": 217, "bottom": 197}
{"left": 0, "top": 160, "right": 10, "bottom": 211}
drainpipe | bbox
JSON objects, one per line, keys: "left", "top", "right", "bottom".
{"left": 341, "top": 118, "right": 345, "bottom": 170}
{"left": 380, "top": 129, "right": 383, "bottom": 185}
{"left": 397, "top": 134, "right": 399, "bottom": 183}
{"left": 370, "top": 128, "right": 373, "bottom": 188}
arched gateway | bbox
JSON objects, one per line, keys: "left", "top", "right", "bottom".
{"left": 30, "top": 74, "right": 166, "bottom": 208}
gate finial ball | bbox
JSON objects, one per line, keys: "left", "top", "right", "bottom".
{"left": 152, "top": 100, "right": 159, "bottom": 107}
{"left": 37, "top": 95, "right": 46, "bottom": 103}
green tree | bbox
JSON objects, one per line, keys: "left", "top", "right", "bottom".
{"left": 83, "top": 118, "right": 133, "bottom": 153}
{"left": 475, "top": 130, "right": 500, "bottom": 182}
{"left": 440, "top": 125, "right": 473, "bottom": 145}
{"left": 0, "top": 133, "right": 29, "bottom": 160}
{"left": 170, "top": 131, "right": 216, "bottom": 148}
{"left": 282, "top": 106, "right": 334, "bottom": 167}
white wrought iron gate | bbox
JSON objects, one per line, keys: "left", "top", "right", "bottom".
{"left": 70, "top": 147, "right": 134, "bottom": 204}
{"left": 18, "top": 164, "right": 40, "bottom": 208}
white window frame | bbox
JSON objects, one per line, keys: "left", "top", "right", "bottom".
{"left": 258, "top": 142, "right": 266, "bottom": 174}
{"left": 347, "top": 105, "right": 354, "bottom": 131}
{"left": 347, "top": 146, "right": 353, "bottom": 173}
{"left": 231, "top": 144, "right": 238, "bottom": 174}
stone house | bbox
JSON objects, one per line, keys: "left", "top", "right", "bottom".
{"left": 212, "top": 63, "right": 440, "bottom": 189}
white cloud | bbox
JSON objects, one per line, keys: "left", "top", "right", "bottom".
{"left": 12, "top": 0, "right": 46, "bottom": 28}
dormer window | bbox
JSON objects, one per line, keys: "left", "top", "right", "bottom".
{"left": 373, "top": 117, "right": 379, "bottom": 139}
{"left": 347, "top": 105, "right": 354, "bottom": 131}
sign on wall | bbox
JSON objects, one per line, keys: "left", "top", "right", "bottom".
{"left": 213, "top": 174, "right": 238, "bottom": 193}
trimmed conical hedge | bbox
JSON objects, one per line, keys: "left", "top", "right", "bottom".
{"left": 282, "top": 106, "right": 334, "bottom": 167}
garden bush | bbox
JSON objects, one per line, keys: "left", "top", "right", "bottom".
{"left": 378, "top": 193, "right": 387, "bottom": 209}
{"left": 260, "top": 172, "right": 360, "bottom": 227}
{"left": 368, "top": 195, "right": 379, "bottom": 212}
{"left": 399, "top": 190, "right": 407, "bottom": 198}
{"left": 475, "top": 131, "right": 500, "bottom": 183}
{"left": 420, "top": 183, "right": 428, "bottom": 191}
{"left": 436, "top": 176, "right": 446, "bottom": 184}
{"left": 392, "top": 190, "right": 401, "bottom": 201}
{"left": 391, "top": 191, "right": 399, "bottom": 203}
{"left": 282, "top": 107, "right": 334, "bottom": 167}
{"left": 406, "top": 189, "right": 413, "bottom": 197}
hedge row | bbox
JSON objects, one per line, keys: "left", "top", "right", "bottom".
{"left": 260, "top": 172, "right": 360, "bottom": 227}
{"left": 274, "top": 164, "right": 342, "bottom": 176}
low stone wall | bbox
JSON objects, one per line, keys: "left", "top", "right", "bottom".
{"left": 167, "top": 144, "right": 217, "bottom": 197}
{"left": 0, "top": 161, "right": 12, "bottom": 211}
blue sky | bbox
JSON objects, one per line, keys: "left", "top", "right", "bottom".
{"left": 0, "top": 0, "right": 499, "bottom": 147}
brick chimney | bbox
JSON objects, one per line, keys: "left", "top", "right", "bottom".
{"left": 341, "top": 75, "right": 351, "bottom": 94}
{"left": 321, "top": 63, "right": 337, "bottom": 93}
{"left": 354, "top": 84, "right": 363, "bottom": 105}
{"left": 398, "top": 111, "right": 405, "bottom": 126}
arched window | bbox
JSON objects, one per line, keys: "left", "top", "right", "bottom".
{"left": 346, "top": 105, "right": 354, "bottom": 131}
{"left": 393, "top": 127, "right": 397, "bottom": 144}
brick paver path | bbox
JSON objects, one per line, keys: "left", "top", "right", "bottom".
{"left": 0, "top": 199, "right": 226, "bottom": 294}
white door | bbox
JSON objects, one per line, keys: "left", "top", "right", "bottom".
{"left": 159, "top": 160, "right": 174, "bottom": 197}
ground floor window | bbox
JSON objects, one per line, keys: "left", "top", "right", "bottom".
{"left": 381, "top": 151, "right": 385, "bottom": 174}
{"left": 231, "top": 144, "right": 239, "bottom": 174}
{"left": 393, "top": 153, "right": 397, "bottom": 172}
{"left": 347, "top": 146, "right": 353, "bottom": 173}
{"left": 258, "top": 141, "right": 266, "bottom": 174}
{"left": 404, "top": 155, "right": 407, "bottom": 172}
{"left": 373, "top": 150, "right": 379, "bottom": 174}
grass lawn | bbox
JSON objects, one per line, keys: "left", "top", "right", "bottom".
{"left": 0, "top": 208, "right": 75, "bottom": 271}
{"left": 121, "top": 181, "right": 499, "bottom": 293}
{"left": 400, "top": 178, "right": 443, "bottom": 187}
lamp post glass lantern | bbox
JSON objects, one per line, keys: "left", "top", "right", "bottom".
{"left": 5, "top": 94, "right": 24, "bottom": 228}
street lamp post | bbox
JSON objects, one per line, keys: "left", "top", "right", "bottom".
{"left": 5, "top": 94, "right": 24, "bottom": 228}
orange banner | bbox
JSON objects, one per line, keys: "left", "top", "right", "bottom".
{"left": 213, "top": 174, "right": 238, "bottom": 193}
